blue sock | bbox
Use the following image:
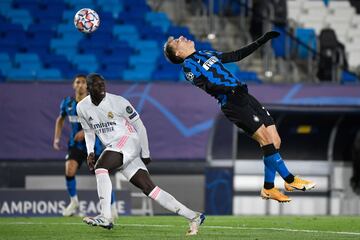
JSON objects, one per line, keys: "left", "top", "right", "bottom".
{"left": 66, "top": 176, "right": 77, "bottom": 197}
{"left": 265, "top": 152, "right": 291, "bottom": 179}
{"left": 263, "top": 157, "right": 276, "bottom": 185}
{"left": 111, "top": 191, "right": 116, "bottom": 205}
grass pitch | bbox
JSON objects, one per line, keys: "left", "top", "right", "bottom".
{"left": 0, "top": 216, "right": 359, "bottom": 240}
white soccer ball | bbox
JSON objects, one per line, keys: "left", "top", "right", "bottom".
{"left": 74, "top": 8, "right": 100, "bottom": 33}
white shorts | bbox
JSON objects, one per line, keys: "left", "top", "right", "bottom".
{"left": 120, "top": 157, "right": 148, "bottom": 181}
{"left": 105, "top": 135, "right": 141, "bottom": 166}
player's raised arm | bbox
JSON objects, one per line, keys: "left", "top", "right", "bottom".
{"left": 219, "top": 31, "right": 280, "bottom": 63}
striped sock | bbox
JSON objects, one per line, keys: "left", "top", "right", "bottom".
{"left": 95, "top": 168, "right": 112, "bottom": 220}
{"left": 149, "top": 186, "right": 197, "bottom": 220}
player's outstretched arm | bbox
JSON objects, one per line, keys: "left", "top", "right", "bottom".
{"left": 132, "top": 118, "right": 151, "bottom": 165}
{"left": 219, "top": 31, "right": 280, "bottom": 63}
{"left": 53, "top": 115, "right": 65, "bottom": 150}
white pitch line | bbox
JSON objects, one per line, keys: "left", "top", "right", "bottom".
{"left": 2, "top": 222, "right": 360, "bottom": 236}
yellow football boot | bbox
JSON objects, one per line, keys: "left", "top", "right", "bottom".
{"left": 260, "top": 188, "right": 291, "bottom": 203}
{"left": 285, "top": 176, "right": 316, "bottom": 192}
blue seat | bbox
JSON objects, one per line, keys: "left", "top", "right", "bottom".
{"left": 236, "top": 71, "right": 262, "bottom": 84}
{"left": 138, "top": 26, "right": 164, "bottom": 40}
{"left": 0, "top": 53, "right": 10, "bottom": 62}
{"left": 113, "top": 25, "right": 138, "bottom": 39}
{"left": 53, "top": 47, "right": 78, "bottom": 60}
{"left": 36, "top": 69, "right": 63, "bottom": 80}
{"left": 224, "top": 63, "right": 241, "bottom": 73}
{"left": 0, "top": 23, "right": 23, "bottom": 33}
{"left": 130, "top": 40, "right": 158, "bottom": 50}
{"left": 271, "top": 25, "right": 290, "bottom": 58}
{"left": 295, "top": 28, "right": 317, "bottom": 59}
{"left": 167, "top": 26, "right": 192, "bottom": 38}
{"left": 72, "top": 54, "right": 99, "bottom": 72}
{"left": 100, "top": 54, "right": 129, "bottom": 65}
{"left": 58, "top": 23, "right": 77, "bottom": 33}
{"left": 122, "top": 70, "right": 152, "bottom": 81}
{"left": 98, "top": 0, "right": 123, "bottom": 18}
{"left": 129, "top": 55, "right": 157, "bottom": 67}
{"left": 0, "top": 62, "right": 13, "bottom": 74}
{"left": 145, "top": 12, "right": 171, "bottom": 33}
{"left": 341, "top": 71, "right": 359, "bottom": 84}
{"left": 6, "top": 9, "right": 33, "bottom": 30}
{"left": 18, "top": 62, "right": 43, "bottom": 71}
{"left": 15, "top": 53, "right": 40, "bottom": 63}
{"left": 7, "top": 69, "right": 37, "bottom": 81}
{"left": 152, "top": 70, "right": 179, "bottom": 81}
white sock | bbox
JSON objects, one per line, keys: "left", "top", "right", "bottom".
{"left": 149, "top": 186, "right": 197, "bottom": 220}
{"left": 70, "top": 195, "right": 78, "bottom": 203}
{"left": 95, "top": 168, "right": 112, "bottom": 220}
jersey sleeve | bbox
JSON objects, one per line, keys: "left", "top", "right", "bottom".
{"left": 59, "top": 97, "right": 67, "bottom": 117}
{"left": 118, "top": 97, "right": 139, "bottom": 123}
{"left": 182, "top": 60, "right": 202, "bottom": 85}
{"left": 76, "top": 105, "right": 91, "bottom": 130}
{"left": 77, "top": 104, "right": 95, "bottom": 154}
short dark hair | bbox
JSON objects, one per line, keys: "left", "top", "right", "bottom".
{"left": 74, "top": 74, "right": 86, "bottom": 81}
{"left": 86, "top": 73, "right": 105, "bottom": 87}
{"left": 163, "top": 37, "right": 184, "bottom": 64}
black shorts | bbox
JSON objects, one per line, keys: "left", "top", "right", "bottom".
{"left": 221, "top": 91, "right": 274, "bottom": 135}
{"left": 66, "top": 147, "right": 87, "bottom": 167}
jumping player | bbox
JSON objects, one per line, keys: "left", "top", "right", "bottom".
{"left": 77, "top": 73, "right": 204, "bottom": 235}
{"left": 53, "top": 74, "right": 117, "bottom": 217}
{"left": 163, "top": 32, "right": 316, "bottom": 203}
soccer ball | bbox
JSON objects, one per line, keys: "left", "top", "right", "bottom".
{"left": 74, "top": 8, "right": 100, "bottom": 33}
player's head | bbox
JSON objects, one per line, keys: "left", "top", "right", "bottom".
{"left": 164, "top": 36, "right": 195, "bottom": 64}
{"left": 87, "top": 73, "right": 106, "bottom": 104}
{"left": 73, "top": 74, "right": 87, "bottom": 95}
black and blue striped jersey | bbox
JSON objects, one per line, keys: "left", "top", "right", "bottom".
{"left": 60, "top": 96, "right": 103, "bottom": 155}
{"left": 182, "top": 50, "right": 247, "bottom": 106}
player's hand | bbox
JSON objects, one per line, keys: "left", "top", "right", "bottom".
{"left": 264, "top": 31, "right": 280, "bottom": 40}
{"left": 87, "top": 152, "right": 96, "bottom": 172}
{"left": 74, "top": 130, "right": 85, "bottom": 142}
{"left": 53, "top": 139, "right": 61, "bottom": 150}
{"left": 141, "top": 157, "right": 152, "bottom": 165}
{"left": 258, "top": 31, "right": 280, "bottom": 45}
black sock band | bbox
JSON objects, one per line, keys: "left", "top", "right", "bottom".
{"left": 264, "top": 182, "right": 274, "bottom": 189}
{"left": 66, "top": 176, "right": 75, "bottom": 181}
{"left": 262, "top": 144, "right": 278, "bottom": 157}
{"left": 284, "top": 174, "right": 295, "bottom": 183}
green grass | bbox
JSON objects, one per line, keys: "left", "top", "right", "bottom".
{"left": 0, "top": 216, "right": 360, "bottom": 240}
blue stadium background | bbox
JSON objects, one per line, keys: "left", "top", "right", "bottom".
{"left": 0, "top": 0, "right": 264, "bottom": 82}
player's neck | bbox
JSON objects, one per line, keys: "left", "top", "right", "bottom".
{"left": 75, "top": 93, "right": 87, "bottom": 102}
{"left": 182, "top": 49, "right": 196, "bottom": 59}
{"left": 90, "top": 93, "right": 105, "bottom": 106}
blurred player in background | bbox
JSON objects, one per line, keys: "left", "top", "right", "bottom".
{"left": 164, "top": 32, "right": 316, "bottom": 203}
{"left": 77, "top": 74, "right": 205, "bottom": 235}
{"left": 53, "top": 74, "right": 117, "bottom": 218}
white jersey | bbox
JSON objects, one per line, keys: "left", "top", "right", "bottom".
{"left": 77, "top": 93, "right": 142, "bottom": 160}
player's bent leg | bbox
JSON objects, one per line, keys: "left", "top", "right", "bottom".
{"left": 83, "top": 151, "right": 123, "bottom": 229}
{"left": 63, "top": 160, "right": 79, "bottom": 217}
{"left": 266, "top": 125, "right": 316, "bottom": 192}
{"left": 252, "top": 125, "right": 291, "bottom": 202}
{"left": 130, "top": 169, "right": 205, "bottom": 236}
